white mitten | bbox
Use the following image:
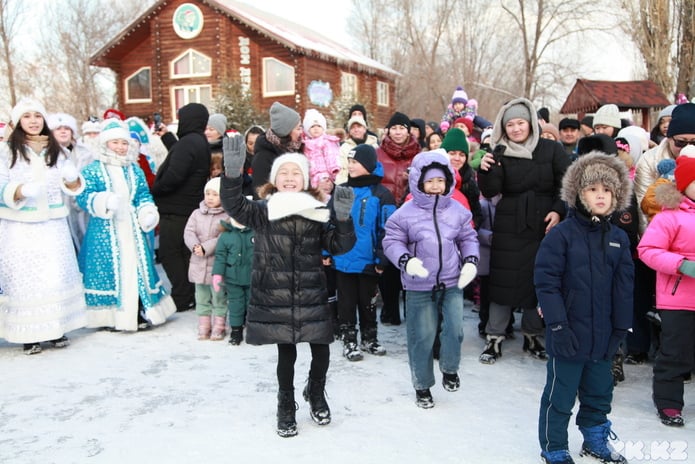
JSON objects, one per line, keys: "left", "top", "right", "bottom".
{"left": 60, "top": 161, "right": 79, "bottom": 182}
{"left": 140, "top": 211, "right": 158, "bottom": 230}
{"left": 20, "top": 182, "right": 43, "bottom": 199}
{"left": 457, "top": 262, "right": 477, "bottom": 289}
{"left": 106, "top": 194, "right": 120, "bottom": 212}
{"left": 405, "top": 257, "right": 429, "bottom": 278}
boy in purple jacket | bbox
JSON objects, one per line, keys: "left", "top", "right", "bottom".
{"left": 383, "top": 151, "right": 479, "bottom": 408}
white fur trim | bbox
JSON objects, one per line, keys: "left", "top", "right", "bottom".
{"left": 266, "top": 191, "right": 330, "bottom": 222}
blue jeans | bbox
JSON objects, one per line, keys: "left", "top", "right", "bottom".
{"left": 405, "top": 287, "right": 464, "bottom": 390}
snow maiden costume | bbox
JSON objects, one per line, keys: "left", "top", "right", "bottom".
{"left": 0, "top": 98, "right": 87, "bottom": 351}
{"left": 77, "top": 119, "right": 175, "bottom": 331}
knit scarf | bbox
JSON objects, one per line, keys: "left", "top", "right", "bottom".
{"left": 26, "top": 134, "right": 49, "bottom": 156}
{"left": 266, "top": 191, "right": 330, "bottom": 223}
{"left": 265, "top": 128, "right": 303, "bottom": 153}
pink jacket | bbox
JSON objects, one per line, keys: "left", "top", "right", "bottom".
{"left": 638, "top": 195, "right": 695, "bottom": 311}
{"left": 184, "top": 201, "right": 229, "bottom": 284}
{"left": 303, "top": 133, "right": 341, "bottom": 188}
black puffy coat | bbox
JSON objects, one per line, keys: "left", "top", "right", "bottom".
{"left": 151, "top": 103, "right": 211, "bottom": 216}
{"left": 220, "top": 176, "right": 355, "bottom": 345}
{"left": 477, "top": 138, "right": 570, "bottom": 309}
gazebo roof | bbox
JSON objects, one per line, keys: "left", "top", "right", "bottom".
{"left": 560, "top": 79, "right": 670, "bottom": 114}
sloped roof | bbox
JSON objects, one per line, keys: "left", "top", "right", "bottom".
{"left": 560, "top": 79, "right": 670, "bottom": 114}
{"left": 91, "top": 0, "right": 398, "bottom": 77}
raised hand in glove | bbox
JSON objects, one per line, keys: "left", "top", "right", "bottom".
{"left": 106, "top": 194, "right": 121, "bottom": 212}
{"left": 223, "top": 134, "right": 246, "bottom": 177}
{"left": 20, "top": 182, "right": 43, "bottom": 199}
{"left": 678, "top": 259, "right": 695, "bottom": 278}
{"left": 60, "top": 160, "right": 79, "bottom": 183}
{"left": 549, "top": 322, "right": 578, "bottom": 359}
{"left": 212, "top": 274, "right": 223, "bottom": 293}
{"left": 405, "top": 257, "right": 429, "bottom": 278}
{"left": 457, "top": 262, "right": 477, "bottom": 289}
{"left": 332, "top": 185, "right": 355, "bottom": 221}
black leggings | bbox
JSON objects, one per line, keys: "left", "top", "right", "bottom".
{"left": 276, "top": 343, "right": 330, "bottom": 391}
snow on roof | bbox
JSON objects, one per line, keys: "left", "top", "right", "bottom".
{"left": 213, "top": 0, "right": 397, "bottom": 76}
{"left": 92, "top": 0, "right": 398, "bottom": 77}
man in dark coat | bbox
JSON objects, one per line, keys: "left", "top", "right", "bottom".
{"left": 152, "top": 103, "right": 211, "bottom": 312}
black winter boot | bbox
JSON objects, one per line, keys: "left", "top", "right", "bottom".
{"left": 228, "top": 326, "right": 243, "bottom": 345}
{"left": 360, "top": 327, "right": 386, "bottom": 356}
{"left": 302, "top": 378, "right": 331, "bottom": 425}
{"left": 523, "top": 333, "right": 547, "bottom": 360}
{"left": 276, "top": 389, "right": 298, "bottom": 437}
{"left": 341, "top": 325, "right": 363, "bottom": 361}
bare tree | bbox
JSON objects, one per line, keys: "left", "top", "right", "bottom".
{"left": 674, "top": 0, "right": 695, "bottom": 99}
{"left": 0, "top": 0, "right": 26, "bottom": 108}
{"left": 34, "top": 0, "right": 151, "bottom": 119}
{"left": 620, "top": 0, "right": 674, "bottom": 99}
{"left": 501, "top": 0, "right": 611, "bottom": 100}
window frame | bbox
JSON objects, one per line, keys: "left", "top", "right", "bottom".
{"left": 262, "top": 57, "right": 295, "bottom": 97}
{"left": 124, "top": 67, "right": 152, "bottom": 103}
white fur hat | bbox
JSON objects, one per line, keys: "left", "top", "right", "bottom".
{"left": 82, "top": 119, "right": 101, "bottom": 134}
{"left": 11, "top": 98, "right": 48, "bottom": 127}
{"left": 303, "top": 108, "right": 326, "bottom": 135}
{"left": 47, "top": 113, "right": 78, "bottom": 135}
{"left": 99, "top": 118, "right": 130, "bottom": 147}
{"left": 269, "top": 153, "right": 310, "bottom": 190}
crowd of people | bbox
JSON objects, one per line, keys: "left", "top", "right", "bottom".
{"left": 1, "top": 87, "right": 694, "bottom": 463}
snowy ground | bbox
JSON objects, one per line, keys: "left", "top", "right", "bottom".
{"left": 1, "top": 300, "right": 693, "bottom": 464}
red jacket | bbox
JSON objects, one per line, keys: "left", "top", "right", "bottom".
{"left": 377, "top": 135, "right": 421, "bottom": 206}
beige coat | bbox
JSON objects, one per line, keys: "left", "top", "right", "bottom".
{"left": 633, "top": 139, "right": 675, "bottom": 234}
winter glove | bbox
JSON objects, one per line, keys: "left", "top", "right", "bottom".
{"left": 106, "top": 194, "right": 120, "bottom": 212}
{"left": 678, "top": 259, "right": 695, "bottom": 278}
{"left": 549, "top": 322, "right": 578, "bottom": 359}
{"left": 223, "top": 134, "right": 246, "bottom": 177}
{"left": 457, "top": 262, "right": 477, "bottom": 289}
{"left": 332, "top": 185, "right": 355, "bottom": 221}
{"left": 60, "top": 160, "right": 79, "bottom": 183}
{"left": 20, "top": 182, "right": 42, "bottom": 199}
{"left": 140, "top": 211, "right": 158, "bottom": 231}
{"left": 605, "top": 329, "right": 627, "bottom": 359}
{"left": 212, "top": 274, "right": 223, "bottom": 293}
{"left": 405, "top": 257, "right": 429, "bottom": 278}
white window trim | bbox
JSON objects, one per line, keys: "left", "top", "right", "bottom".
{"left": 170, "top": 85, "right": 212, "bottom": 118}
{"left": 341, "top": 72, "right": 358, "bottom": 99}
{"left": 262, "top": 57, "right": 295, "bottom": 97}
{"left": 170, "top": 48, "right": 212, "bottom": 79}
{"left": 124, "top": 66, "right": 152, "bottom": 103}
{"left": 377, "top": 81, "right": 389, "bottom": 107}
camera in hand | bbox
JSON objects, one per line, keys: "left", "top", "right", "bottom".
{"left": 153, "top": 112, "right": 163, "bottom": 131}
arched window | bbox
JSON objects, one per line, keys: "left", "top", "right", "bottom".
{"left": 125, "top": 67, "right": 151, "bottom": 102}
{"left": 262, "top": 57, "right": 294, "bottom": 97}
{"left": 171, "top": 49, "right": 211, "bottom": 78}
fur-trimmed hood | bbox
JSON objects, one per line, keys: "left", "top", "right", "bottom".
{"left": 654, "top": 181, "right": 686, "bottom": 210}
{"left": 561, "top": 151, "right": 632, "bottom": 214}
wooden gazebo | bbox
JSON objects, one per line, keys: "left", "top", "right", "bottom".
{"left": 560, "top": 79, "right": 671, "bottom": 130}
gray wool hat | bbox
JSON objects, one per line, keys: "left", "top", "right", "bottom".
{"left": 207, "top": 113, "right": 227, "bottom": 137}
{"left": 502, "top": 103, "right": 532, "bottom": 125}
{"left": 270, "top": 102, "right": 301, "bottom": 137}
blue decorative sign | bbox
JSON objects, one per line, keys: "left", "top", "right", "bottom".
{"left": 308, "top": 81, "right": 333, "bottom": 107}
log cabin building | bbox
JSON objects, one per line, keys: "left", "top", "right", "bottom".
{"left": 91, "top": 0, "right": 399, "bottom": 129}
